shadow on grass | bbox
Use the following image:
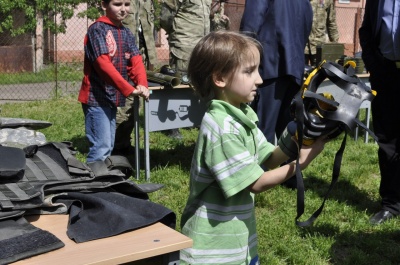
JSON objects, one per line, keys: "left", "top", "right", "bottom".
{"left": 303, "top": 175, "right": 381, "bottom": 216}
{"left": 68, "top": 134, "right": 196, "bottom": 173}
{"left": 110, "top": 142, "right": 195, "bottom": 172}
{"left": 330, "top": 229, "right": 400, "bottom": 264}
{"left": 69, "top": 135, "right": 89, "bottom": 156}
{"left": 298, "top": 224, "right": 400, "bottom": 264}
{"left": 148, "top": 141, "right": 196, "bottom": 172}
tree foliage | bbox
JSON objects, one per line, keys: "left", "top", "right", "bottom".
{"left": 0, "top": 0, "right": 162, "bottom": 36}
{"left": 0, "top": 0, "right": 164, "bottom": 37}
{"left": 0, "top": 0, "right": 103, "bottom": 36}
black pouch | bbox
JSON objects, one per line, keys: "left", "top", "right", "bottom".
{"left": 0, "top": 146, "right": 26, "bottom": 182}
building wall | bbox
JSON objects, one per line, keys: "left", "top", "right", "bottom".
{"left": 0, "top": 0, "right": 368, "bottom": 72}
{"left": 336, "top": 0, "right": 365, "bottom": 55}
{"left": 218, "top": 0, "right": 365, "bottom": 56}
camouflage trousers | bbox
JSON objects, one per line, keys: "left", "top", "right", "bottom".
{"left": 169, "top": 51, "right": 190, "bottom": 76}
{"left": 115, "top": 95, "right": 136, "bottom": 149}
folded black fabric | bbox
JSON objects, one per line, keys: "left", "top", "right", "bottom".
{"left": 0, "top": 217, "right": 64, "bottom": 265}
{"left": 53, "top": 191, "right": 176, "bottom": 243}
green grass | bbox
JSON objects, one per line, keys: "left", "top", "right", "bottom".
{"left": 0, "top": 63, "right": 83, "bottom": 85}
{"left": 1, "top": 95, "right": 399, "bottom": 265}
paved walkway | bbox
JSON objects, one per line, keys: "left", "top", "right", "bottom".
{"left": 0, "top": 81, "right": 80, "bottom": 104}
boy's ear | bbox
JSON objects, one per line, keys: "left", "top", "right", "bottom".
{"left": 212, "top": 73, "right": 226, "bottom": 88}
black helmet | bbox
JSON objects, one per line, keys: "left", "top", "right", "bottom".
{"left": 292, "top": 60, "right": 377, "bottom": 144}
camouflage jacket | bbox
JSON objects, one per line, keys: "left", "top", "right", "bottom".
{"left": 123, "top": 0, "right": 140, "bottom": 41}
{"left": 169, "top": 0, "right": 212, "bottom": 61}
{"left": 123, "top": 0, "right": 157, "bottom": 68}
{"left": 211, "top": 3, "right": 230, "bottom": 31}
{"left": 305, "top": 0, "right": 339, "bottom": 55}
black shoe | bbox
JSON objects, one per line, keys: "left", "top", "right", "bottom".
{"left": 163, "top": 129, "right": 183, "bottom": 140}
{"left": 369, "top": 210, "right": 397, "bottom": 225}
{"left": 111, "top": 146, "right": 136, "bottom": 156}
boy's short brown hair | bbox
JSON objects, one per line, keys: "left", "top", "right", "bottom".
{"left": 188, "top": 30, "right": 262, "bottom": 101}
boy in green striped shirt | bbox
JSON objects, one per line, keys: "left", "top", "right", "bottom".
{"left": 180, "top": 31, "right": 327, "bottom": 265}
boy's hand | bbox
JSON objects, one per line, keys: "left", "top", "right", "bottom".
{"left": 131, "top": 85, "right": 150, "bottom": 101}
{"left": 298, "top": 136, "right": 327, "bottom": 170}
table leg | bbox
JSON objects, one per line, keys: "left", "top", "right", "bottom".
{"left": 134, "top": 96, "right": 140, "bottom": 180}
{"left": 162, "top": 250, "right": 180, "bottom": 265}
{"left": 144, "top": 94, "right": 151, "bottom": 181}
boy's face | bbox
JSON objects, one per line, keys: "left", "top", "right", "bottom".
{"left": 219, "top": 46, "right": 262, "bottom": 108}
{"left": 102, "top": 0, "right": 130, "bottom": 26}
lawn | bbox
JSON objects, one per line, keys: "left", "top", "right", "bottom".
{"left": 0, "top": 64, "right": 83, "bottom": 85}
{"left": 1, "top": 95, "right": 399, "bottom": 265}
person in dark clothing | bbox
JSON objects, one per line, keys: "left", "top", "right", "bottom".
{"left": 240, "top": 0, "right": 312, "bottom": 144}
{"left": 240, "top": 0, "right": 313, "bottom": 188}
{"left": 359, "top": 0, "right": 400, "bottom": 225}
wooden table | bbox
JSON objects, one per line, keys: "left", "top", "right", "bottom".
{"left": 12, "top": 215, "right": 192, "bottom": 265}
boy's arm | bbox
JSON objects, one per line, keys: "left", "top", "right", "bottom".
{"left": 249, "top": 160, "right": 297, "bottom": 193}
{"left": 263, "top": 147, "right": 291, "bottom": 170}
{"left": 93, "top": 54, "right": 134, "bottom": 97}
{"left": 249, "top": 137, "right": 326, "bottom": 193}
{"left": 127, "top": 55, "right": 148, "bottom": 87}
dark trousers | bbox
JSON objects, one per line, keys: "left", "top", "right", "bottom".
{"left": 115, "top": 95, "right": 135, "bottom": 150}
{"left": 251, "top": 76, "right": 300, "bottom": 143}
{"left": 370, "top": 61, "right": 400, "bottom": 214}
{"left": 304, "top": 54, "right": 317, "bottom": 67}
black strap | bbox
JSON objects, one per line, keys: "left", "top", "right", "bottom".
{"left": 293, "top": 84, "right": 347, "bottom": 227}
{"left": 293, "top": 90, "right": 306, "bottom": 223}
{"left": 354, "top": 117, "right": 378, "bottom": 142}
{"left": 303, "top": 90, "right": 339, "bottom": 108}
{"left": 322, "top": 62, "right": 359, "bottom": 84}
{"left": 296, "top": 132, "right": 347, "bottom": 227}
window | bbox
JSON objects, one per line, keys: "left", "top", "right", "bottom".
{"left": 338, "top": 0, "right": 350, "bottom": 3}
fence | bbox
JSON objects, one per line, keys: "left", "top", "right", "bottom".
{"left": 0, "top": 2, "right": 364, "bottom": 102}
{"left": 336, "top": 6, "right": 364, "bottom": 57}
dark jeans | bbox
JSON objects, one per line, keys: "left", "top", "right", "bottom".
{"left": 83, "top": 104, "right": 116, "bottom": 162}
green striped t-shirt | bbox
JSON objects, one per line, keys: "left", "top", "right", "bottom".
{"left": 180, "top": 100, "right": 275, "bottom": 265}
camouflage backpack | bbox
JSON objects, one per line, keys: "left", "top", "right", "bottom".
{"left": 159, "top": 0, "right": 180, "bottom": 34}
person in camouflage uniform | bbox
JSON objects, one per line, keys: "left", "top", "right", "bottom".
{"left": 123, "top": 0, "right": 140, "bottom": 43}
{"left": 123, "top": 0, "right": 158, "bottom": 69}
{"left": 210, "top": 2, "right": 230, "bottom": 32}
{"left": 160, "top": 0, "right": 212, "bottom": 140}
{"left": 114, "top": 0, "right": 158, "bottom": 155}
{"left": 305, "top": 0, "right": 339, "bottom": 66}
{"left": 138, "top": 0, "right": 158, "bottom": 70}
{"left": 168, "top": 0, "right": 212, "bottom": 76}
